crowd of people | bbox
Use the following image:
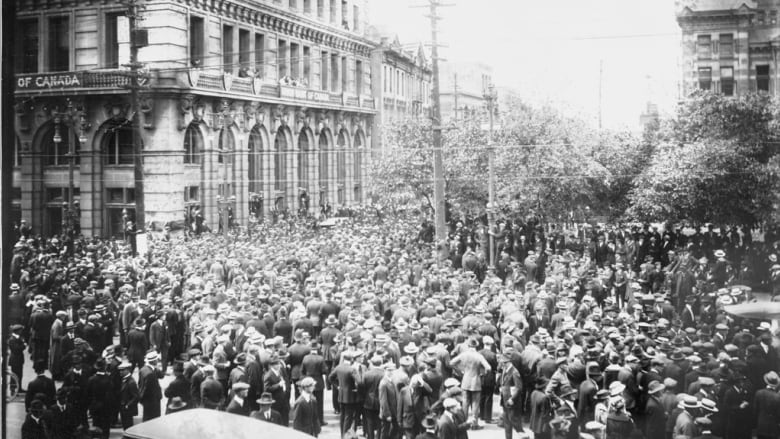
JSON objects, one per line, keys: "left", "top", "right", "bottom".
{"left": 7, "top": 208, "right": 780, "bottom": 439}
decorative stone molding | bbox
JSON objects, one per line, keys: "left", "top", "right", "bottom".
{"left": 139, "top": 95, "right": 154, "bottom": 129}
{"left": 104, "top": 98, "right": 131, "bottom": 122}
{"left": 316, "top": 111, "right": 329, "bottom": 135}
{"left": 178, "top": 94, "right": 195, "bottom": 130}
{"left": 15, "top": 98, "right": 33, "bottom": 132}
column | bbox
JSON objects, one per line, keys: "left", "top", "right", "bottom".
{"left": 235, "top": 129, "right": 249, "bottom": 226}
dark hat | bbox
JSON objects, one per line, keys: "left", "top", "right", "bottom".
{"left": 422, "top": 416, "right": 437, "bottom": 430}
{"left": 10, "top": 324, "right": 24, "bottom": 333}
{"left": 172, "top": 362, "right": 184, "bottom": 373}
{"left": 535, "top": 376, "right": 549, "bottom": 390}
{"left": 167, "top": 397, "right": 187, "bottom": 411}
{"left": 257, "top": 392, "right": 275, "bottom": 405}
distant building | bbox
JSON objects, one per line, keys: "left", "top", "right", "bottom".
{"left": 439, "top": 61, "right": 493, "bottom": 122}
{"left": 12, "top": 0, "right": 376, "bottom": 237}
{"left": 639, "top": 102, "right": 660, "bottom": 130}
{"left": 676, "top": 0, "right": 780, "bottom": 97}
{"left": 369, "top": 35, "right": 432, "bottom": 150}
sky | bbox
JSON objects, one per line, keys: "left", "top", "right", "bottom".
{"left": 369, "top": 0, "right": 683, "bottom": 130}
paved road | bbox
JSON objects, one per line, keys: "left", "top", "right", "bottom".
{"left": 6, "top": 350, "right": 526, "bottom": 439}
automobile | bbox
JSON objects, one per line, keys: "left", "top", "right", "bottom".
{"left": 122, "top": 409, "right": 312, "bottom": 439}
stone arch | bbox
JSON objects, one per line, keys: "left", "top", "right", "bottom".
{"left": 34, "top": 119, "right": 80, "bottom": 166}
{"left": 353, "top": 128, "right": 366, "bottom": 203}
{"left": 297, "top": 126, "right": 314, "bottom": 197}
{"left": 94, "top": 118, "right": 140, "bottom": 166}
{"left": 318, "top": 128, "right": 333, "bottom": 206}
{"left": 248, "top": 124, "right": 270, "bottom": 195}
{"left": 273, "top": 125, "right": 292, "bottom": 196}
{"left": 183, "top": 121, "right": 207, "bottom": 165}
{"left": 336, "top": 128, "right": 350, "bottom": 204}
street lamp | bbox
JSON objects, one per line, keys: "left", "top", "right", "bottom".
{"left": 483, "top": 83, "right": 498, "bottom": 269}
{"left": 52, "top": 100, "right": 87, "bottom": 237}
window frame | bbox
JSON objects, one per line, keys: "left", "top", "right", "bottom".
{"left": 16, "top": 16, "right": 40, "bottom": 74}
{"left": 47, "top": 14, "right": 72, "bottom": 72}
{"left": 189, "top": 14, "right": 206, "bottom": 68}
{"left": 698, "top": 67, "right": 712, "bottom": 91}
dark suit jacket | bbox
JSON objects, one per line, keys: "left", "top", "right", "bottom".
{"left": 263, "top": 369, "right": 290, "bottom": 412}
{"left": 292, "top": 395, "right": 320, "bottom": 436}
{"left": 47, "top": 403, "right": 78, "bottom": 439}
{"left": 127, "top": 329, "right": 148, "bottom": 363}
{"left": 644, "top": 395, "right": 666, "bottom": 439}
{"left": 437, "top": 414, "right": 457, "bottom": 439}
{"left": 251, "top": 408, "right": 283, "bottom": 425}
{"left": 361, "top": 367, "right": 385, "bottom": 411}
{"left": 754, "top": 387, "right": 780, "bottom": 437}
{"left": 120, "top": 376, "right": 140, "bottom": 416}
{"left": 379, "top": 376, "right": 398, "bottom": 420}
{"left": 225, "top": 397, "right": 252, "bottom": 416}
{"left": 138, "top": 365, "right": 163, "bottom": 405}
{"left": 329, "top": 363, "right": 361, "bottom": 404}
{"left": 288, "top": 343, "right": 311, "bottom": 381}
{"left": 26, "top": 375, "right": 56, "bottom": 409}
{"left": 165, "top": 375, "right": 191, "bottom": 406}
{"left": 301, "top": 353, "right": 328, "bottom": 391}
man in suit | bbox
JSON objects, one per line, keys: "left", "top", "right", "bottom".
{"left": 478, "top": 336, "right": 498, "bottom": 424}
{"left": 48, "top": 388, "right": 78, "bottom": 439}
{"left": 301, "top": 340, "right": 328, "bottom": 426}
{"left": 754, "top": 371, "right": 780, "bottom": 439}
{"left": 251, "top": 392, "right": 283, "bottom": 424}
{"left": 86, "top": 358, "right": 113, "bottom": 439}
{"left": 437, "top": 398, "right": 460, "bottom": 439}
{"left": 127, "top": 318, "right": 148, "bottom": 371}
{"left": 500, "top": 353, "right": 523, "bottom": 439}
{"left": 200, "top": 364, "right": 224, "bottom": 409}
{"left": 164, "top": 361, "right": 191, "bottom": 409}
{"left": 292, "top": 377, "right": 321, "bottom": 437}
{"left": 361, "top": 355, "right": 385, "bottom": 439}
{"left": 108, "top": 360, "right": 135, "bottom": 430}
{"left": 450, "top": 337, "right": 492, "bottom": 428}
{"left": 149, "top": 310, "right": 171, "bottom": 374}
{"left": 379, "top": 363, "right": 399, "bottom": 439}
{"left": 288, "top": 330, "right": 312, "bottom": 398}
{"left": 577, "top": 362, "right": 601, "bottom": 424}
{"left": 8, "top": 324, "right": 27, "bottom": 392}
{"left": 21, "top": 399, "right": 49, "bottom": 439}
{"left": 138, "top": 351, "right": 164, "bottom": 421}
{"left": 225, "top": 382, "right": 252, "bottom": 416}
{"left": 63, "top": 353, "right": 89, "bottom": 428}
{"left": 264, "top": 354, "right": 291, "bottom": 425}
{"left": 329, "top": 351, "right": 363, "bottom": 436}
{"left": 644, "top": 381, "right": 666, "bottom": 439}
{"left": 25, "top": 361, "right": 56, "bottom": 410}
{"left": 49, "top": 311, "right": 68, "bottom": 380}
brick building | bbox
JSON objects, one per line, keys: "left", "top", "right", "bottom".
{"left": 12, "top": 0, "right": 376, "bottom": 238}
{"left": 676, "top": 0, "right": 780, "bottom": 97}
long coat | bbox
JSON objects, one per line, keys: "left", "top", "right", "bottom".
{"left": 500, "top": 363, "right": 524, "bottom": 432}
{"left": 49, "top": 319, "right": 66, "bottom": 377}
{"left": 754, "top": 387, "right": 780, "bottom": 438}
{"left": 292, "top": 395, "right": 321, "bottom": 437}
{"left": 644, "top": 395, "right": 666, "bottom": 439}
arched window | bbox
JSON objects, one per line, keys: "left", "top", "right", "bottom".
{"left": 319, "top": 131, "right": 329, "bottom": 199}
{"left": 105, "top": 124, "right": 134, "bottom": 165}
{"left": 248, "top": 126, "right": 264, "bottom": 193}
{"left": 353, "top": 131, "right": 363, "bottom": 203}
{"left": 183, "top": 123, "right": 203, "bottom": 164}
{"left": 43, "top": 124, "right": 79, "bottom": 166}
{"left": 218, "top": 128, "right": 235, "bottom": 195}
{"left": 298, "top": 129, "right": 309, "bottom": 191}
{"left": 337, "top": 129, "right": 347, "bottom": 204}
{"left": 274, "top": 129, "right": 287, "bottom": 191}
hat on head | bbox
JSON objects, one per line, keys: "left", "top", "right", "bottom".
{"left": 714, "top": 250, "right": 726, "bottom": 258}
{"left": 648, "top": 380, "right": 665, "bottom": 395}
{"left": 663, "top": 378, "right": 677, "bottom": 389}
{"left": 595, "top": 389, "right": 610, "bottom": 400}
{"left": 422, "top": 416, "right": 437, "bottom": 431}
{"left": 443, "top": 398, "right": 459, "bottom": 409}
{"left": 681, "top": 395, "right": 700, "bottom": 410}
{"left": 444, "top": 378, "right": 460, "bottom": 388}
{"left": 404, "top": 343, "right": 420, "bottom": 355}
{"left": 764, "top": 371, "right": 780, "bottom": 387}
{"left": 145, "top": 351, "right": 160, "bottom": 362}
{"left": 257, "top": 392, "right": 276, "bottom": 405}
{"left": 167, "top": 397, "right": 187, "bottom": 411}
{"left": 609, "top": 381, "right": 625, "bottom": 397}
{"left": 700, "top": 398, "right": 718, "bottom": 413}
{"left": 232, "top": 382, "right": 250, "bottom": 392}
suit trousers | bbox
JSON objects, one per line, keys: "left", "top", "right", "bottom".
{"left": 314, "top": 389, "right": 324, "bottom": 423}
{"left": 380, "top": 419, "right": 398, "bottom": 439}
{"left": 480, "top": 386, "right": 494, "bottom": 421}
{"left": 120, "top": 410, "right": 135, "bottom": 430}
{"left": 340, "top": 402, "right": 359, "bottom": 435}
{"left": 464, "top": 390, "right": 482, "bottom": 423}
{"left": 142, "top": 401, "right": 161, "bottom": 421}
{"left": 363, "top": 409, "right": 380, "bottom": 439}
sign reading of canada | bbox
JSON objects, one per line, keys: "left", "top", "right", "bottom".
{"left": 17, "top": 73, "right": 83, "bottom": 90}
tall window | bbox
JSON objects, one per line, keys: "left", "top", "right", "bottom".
{"left": 105, "top": 125, "right": 134, "bottom": 165}
{"left": 341, "top": 56, "right": 348, "bottom": 92}
{"left": 248, "top": 127, "right": 264, "bottom": 193}
{"left": 331, "top": 53, "right": 339, "bottom": 91}
{"left": 223, "top": 25, "right": 234, "bottom": 74}
{"left": 353, "top": 5, "right": 359, "bottom": 31}
{"left": 317, "top": 0, "right": 324, "bottom": 18}
{"left": 720, "top": 67, "right": 734, "bottom": 96}
{"left": 274, "top": 130, "right": 287, "bottom": 191}
{"left": 44, "top": 125, "right": 79, "bottom": 166}
{"left": 304, "top": 0, "right": 312, "bottom": 14}
{"left": 290, "top": 43, "right": 300, "bottom": 78}
{"left": 255, "top": 33, "right": 265, "bottom": 76}
{"left": 16, "top": 18, "right": 39, "bottom": 73}
{"left": 698, "top": 67, "right": 712, "bottom": 91}
{"left": 341, "top": 0, "right": 348, "bottom": 28}
{"left": 321, "top": 50, "right": 329, "bottom": 90}
{"left": 298, "top": 130, "right": 309, "bottom": 190}
{"left": 337, "top": 130, "right": 347, "bottom": 204}
{"left": 330, "top": 0, "right": 337, "bottom": 23}
{"left": 183, "top": 123, "right": 202, "bottom": 164}
{"left": 239, "top": 29, "right": 250, "bottom": 70}
{"left": 303, "top": 46, "right": 311, "bottom": 84}
{"left": 105, "top": 12, "right": 121, "bottom": 68}
{"left": 278, "top": 39, "right": 288, "bottom": 78}
{"left": 49, "top": 16, "right": 70, "bottom": 71}
{"left": 319, "top": 133, "right": 329, "bottom": 193}
{"left": 719, "top": 34, "right": 733, "bottom": 58}
{"left": 190, "top": 16, "right": 205, "bottom": 67}
{"left": 756, "top": 65, "right": 770, "bottom": 92}
{"left": 355, "top": 60, "right": 363, "bottom": 95}
{"left": 697, "top": 35, "right": 711, "bottom": 59}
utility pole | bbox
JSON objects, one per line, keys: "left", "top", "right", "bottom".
{"left": 483, "top": 83, "right": 497, "bottom": 269}
{"left": 126, "top": 0, "right": 146, "bottom": 246}
{"left": 422, "top": 0, "right": 452, "bottom": 242}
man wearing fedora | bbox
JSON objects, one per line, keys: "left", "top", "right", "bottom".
{"left": 138, "top": 351, "right": 164, "bottom": 421}
{"left": 118, "top": 361, "right": 139, "bottom": 430}
{"left": 264, "top": 354, "right": 291, "bottom": 425}
{"left": 754, "top": 371, "right": 780, "bottom": 439}
{"left": 644, "top": 380, "right": 667, "bottom": 439}
{"left": 127, "top": 318, "right": 148, "bottom": 372}
{"left": 252, "top": 392, "right": 283, "bottom": 424}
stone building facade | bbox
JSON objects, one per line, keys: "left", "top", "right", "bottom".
{"left": 676, "top": 0, "right": 780, "bottom": 97}
{"left": 369, "top": 35, "right": 432, "bottom": 151}
{"left": 12, "top": 0, "right": 376, "bottom": 238}
{"left": 438, "top": 61, "right": 493, "bottom": 122}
